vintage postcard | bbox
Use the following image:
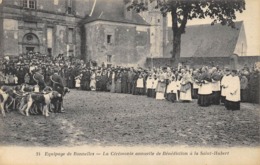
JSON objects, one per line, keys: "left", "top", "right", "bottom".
{"left": 0, "top": 0, "right": 259, "bottom": 165}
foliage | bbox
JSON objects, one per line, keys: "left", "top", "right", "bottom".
{"left": 127, "top": 0, "right": 246, "bottom": 58}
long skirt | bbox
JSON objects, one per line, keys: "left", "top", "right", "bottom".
{"left": 192, "top": 88, "right": 199, "bottom": 99}
{"left": 166, "top": 93, "right": 177, "bottom": 103}
{"left": 147, "top": 89, "right": 153, "bottom": 97}
{"left": 127, "top": 82, "right": 133, "bottom": 94}
{"left": 115, "top": 81, "right": 122, "bottom": 93}
{"left": 198, "top": 94, "right": 212, "bottom": 107}
{"left": 241, "top": 89, "right": 249, "bottom": 102}
{"left": 106, "top": 82, "right": 112, "bottom": 91}
{"left": 121, "top": 81, "right": 128, "bottom": 94}
{"left": 135, "top": 87, "right": 144, "bottom": 95}
{"left": 212, "top": 91, "right": 221, "bottom": 105}
{"left": 225, "top": 100, "right": 240, "bottom": 110}
{"left": 90, "top": 79, "right": 96, "bottom": 91}
{"left": 151, "top": 89, "right": 156, "bottom": 98}
{"left": 110, "top": 80, "right": 116, "bottom": 93}
{"left": 81, "top": 81, "right": 90, "bottom": 90}
{"left": 156, "top": 92, "right": 165, "bottom": 100}
{"left": 96, "top": 80, "right": 102, "bottom": 91}
{"left": 220, "top": 95, "right": 226, "bottom": 104}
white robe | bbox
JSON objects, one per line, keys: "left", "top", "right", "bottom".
{"left": 192, "top": 80, "right": 200, "bottom": 89}
{"left": 211, "top": 80, "right": 221, "bottom": 92}
{"left": 166, "top": 81, "right": 178, "bottom": 94}
{"left": 146, "top": 78, "right": 153, "bottom": 89}
{"left": 221, "top": 75, "right": 231, "bottom": 96}
{"left": 180, "top": 81, "right": 192, "bottom": 101}
{"left": 75, "top": 79, "right": 81, "bottom": 88}
{"left": 152, "top": 79, "right": 158, "bottom": 89}
{"left": 198, "top": 80, "right": 213, "bottom": 95}
{"left": 136, "top": 78, "right": 144, "bottom": 88}
{"left": 226, "top": 76, "right": 241, "bottom": 102}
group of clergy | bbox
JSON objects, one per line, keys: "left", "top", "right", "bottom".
{"left": 74, "top": 65, "right": 259, "bottom": 111}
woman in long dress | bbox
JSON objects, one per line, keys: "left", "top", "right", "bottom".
{"left": 115, "top": 71, "right": 122, "bottom": 93}
{"left": 110, "top": 70, "right": 116, "bottom": 93}
{"left": 90, "top": 70, "right": 96, "bottom": 91}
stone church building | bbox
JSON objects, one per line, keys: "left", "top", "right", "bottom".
{"left": 0, "top": 0, "right": 162, "bottom": 66}
{"left": 0, "top": 0, "right": 248, "bottom": 67}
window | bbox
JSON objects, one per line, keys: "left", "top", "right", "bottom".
{"left": 68, "top": 28, "right": 73, "bottom": 44}
{"left": 67, "top": 7, "right": 72, "bottom": 14}
{"left": 69, "top": 50, "right": 74, "bottom": 57}
{"left": 107, "top": 55, "right": 112, "bottom": 63}
{"left": 158, "top": 19, "right": 160, "bottom": 23}
{"left": 47, "top": 28, "right": 53, "bottom": 48}
{"left": 47, "top": 48, "right": 52, "bottom": 56}
{"left": 23, "top": 0, "right": 36, "bottom": 9}
{"left": 67, "top": 0, "right": 73, "bottom": 14}
{"left": 107, "top": 35, "right": 112, "bottom": 44}
{"left": 54, "top": 0, "right": 59, "bottom": 5}
{"left": 68, "top": 0, "right": 72, "bottom": 6}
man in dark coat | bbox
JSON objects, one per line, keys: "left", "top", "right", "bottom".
{"left": 50, "top": 69, "right": 66, "bottom": 113}
{"left": 127, "top": 68, "right": 135, "bottom": 94}
{"left": 33, "top": 69, "right": 46, "bottom": 91}
{"left": 248, "top": 70, "right": 260, "bottom": 104}
{"left": 121, "top": 69, "right": 128, "bottom": 93}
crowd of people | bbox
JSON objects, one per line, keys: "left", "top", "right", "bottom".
{"left": 0, "top": 52, "right": 259, "bottom": 111}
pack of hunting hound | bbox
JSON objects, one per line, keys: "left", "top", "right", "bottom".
{"left": 0, "top": 83, "right": 70, "bottom": 118}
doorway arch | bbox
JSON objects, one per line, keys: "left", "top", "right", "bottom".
{"left": 22, "top": 33, "right": 40, "bottom": 54}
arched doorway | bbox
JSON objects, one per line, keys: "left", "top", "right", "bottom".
{"left": 22, "top": 33, "right": 40, "bottom": 54}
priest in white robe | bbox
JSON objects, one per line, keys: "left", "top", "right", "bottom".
{"left": 225, "top": 70, "right": 241, "bottom": 110}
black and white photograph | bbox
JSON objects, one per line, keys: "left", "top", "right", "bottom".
{"left": 0, "top": 0, "right": 259, "bottom": 165}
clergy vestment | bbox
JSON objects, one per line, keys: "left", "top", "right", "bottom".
{"left": 225, "top": 75, "right": 241, "bottom": 110}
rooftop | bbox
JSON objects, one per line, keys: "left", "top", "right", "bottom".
{"left": 81, "top": 0, "right": 149, "bottom": 26}
{"left": 165, "top": 21, "right": 245, "bottom": 58}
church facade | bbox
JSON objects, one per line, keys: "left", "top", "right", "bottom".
{"left": 0, "top": 0, "right": 158, "bottom": 66}
{"left": 0, "top": 0, "right": 90, "bottom": 58}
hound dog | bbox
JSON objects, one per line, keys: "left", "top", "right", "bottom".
{"left": 21, "top": 91, "right": 62, "bottom": 117}
{"left": 51, "top": 85, "right": 70, "bottom": 113}
{"left": 0, "top": 89, "right": 9, "bottom": 117}
{"left": 0, "top": 86, "right": 16, "bottom": 112}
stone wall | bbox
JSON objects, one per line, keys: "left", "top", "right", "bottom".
{"left": 2, "top": 19, "right": 19, "bottom": 56}
{"left": 146, "top": 56, "right": 260, "bottom": 69}
{"left": 0, "top": 1, "right": 83, "bottom": 57}
{"left": 84, "top": 21, "right": 150, "bottom": 66}
{"left": 2, "top": 0, "right": 89, "bottom": 18}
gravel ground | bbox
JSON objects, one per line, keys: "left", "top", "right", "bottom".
{"left": 0, "top": 89, "right": 259, "bottom": 147}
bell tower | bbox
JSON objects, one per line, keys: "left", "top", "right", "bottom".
{"left": 139, "top": 0, "right": 168, "bottom": 58}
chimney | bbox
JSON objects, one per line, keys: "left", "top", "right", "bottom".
{"left": 124, "top": 2, "right": 132, "bottom": 20}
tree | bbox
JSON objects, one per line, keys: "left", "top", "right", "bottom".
{"left": 127, "top": 0, "right": 246, "bottom": 60}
